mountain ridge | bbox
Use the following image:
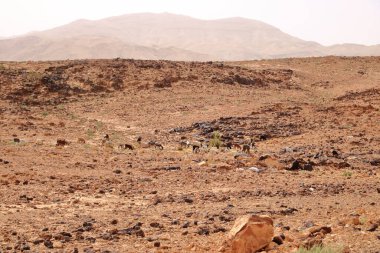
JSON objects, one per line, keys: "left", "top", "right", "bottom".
{"left": 0, "top": 12, "right": 379, "bottom": 61}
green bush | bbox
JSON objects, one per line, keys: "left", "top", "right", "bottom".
{"left": 296, "top": 245, "right": 343, "bottom": 253}
{"left": 209, "top": 131, "right": 223, "bottom": 148}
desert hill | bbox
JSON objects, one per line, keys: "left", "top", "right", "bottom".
{"left": 0, "top": 56, "right": 379, "bottom": 252}
{"left": 0, "top": 13, "right": 379, "bottom": 60}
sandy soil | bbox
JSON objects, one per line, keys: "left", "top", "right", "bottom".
{"left": 0, "top": 57, "right": 379, "bottom": 252}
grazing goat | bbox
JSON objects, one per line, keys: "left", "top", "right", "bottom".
{"left": 242, "top": 144, "right": 250, "bottom": 154}
{"left": 148, "top": 141, "right": 164, "bottom": 150}
{"left": 192, "top": 144, "right": 200, "bottom": 153}
{"left": 242, "top": 138, "right": 255, "bottom": 154}
{"left": 101, "top": 134, "right": 110, "bottom": 145}
{"left": 179, "top": 140, "right": 190, "bottom": 149}
{"left": 119, "top": 143, "right": 134, "bottom": 150}
{"left": 222, "top": 142, "right": 233, "bottom": 149}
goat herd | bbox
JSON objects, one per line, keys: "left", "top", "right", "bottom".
{"left": 101, "top": 134, "right": 256, "bottom": 154}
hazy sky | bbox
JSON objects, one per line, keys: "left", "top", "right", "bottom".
{"left": 0, "top": 0, "right": 379, "bottom": 45}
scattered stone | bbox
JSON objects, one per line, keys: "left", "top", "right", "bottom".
{"left": 13, "top": 138, "right": 20, "bottom": 143}
{"left": 213, "top": 226, "right": 227, "bottom": 233}
{"left": 60, "top": 231, "right": 72, "bottom": 237}
{"left": 303, "top": 220, "right": 315, "bottom": 229}
{"left": 19, "top": 194, "right": 33, "bottom": 202}
{"left": 113, "top": 169, "right": 122, "bottom": 174}
{"left": 247, "top": 167, "right": 261, "bottom": 173}
{"left": 100, "top": 232, "right": 118, "bottom": 241}
{"left": 33, "top": 239, "right": 44, "bottom": 245}
{"left": 287, "top": 159, "right": 313, "bottom": 171}
{"left": 86, "top": 237, "right": 96, "bottom": 243}
{"left": 154, "top": 241, "right": 161, "bottom": 247}
{"left": 84, "top": 248, "right": 95, "bottom": 253}
{"left": 183, "top": 196, "right": 194, "bottom": 204}
{"left": 337, "top": 162, "right": 351, "bottom": 168}
{"left": 21, "top": 243, "right": 30, "bottom": 251}
{"left": 152, "top": 197, "right": 162, "bottom": 205}
{"left": 44, "top": 240, "right": 53, "bottom": 248}
{"left": 288, "top": 159, "right": 302, "bottom": 170}
{"left": 282, "top": 147, "right": 294, "bottom": 153}
{"left": 367, "top": 223, "right": 378, "bottom": 232}
{"left": 182, "top": 221, "right": 190, "bottom": 228}
{"left": 83, "top": 221, "right": 94, "bottom": 231}
{"left": 198, "top": 161, "right": 207, "bottom": 166}
{"left": 259, "top": 154, "right": 271, "bottom": 160}
{"left": 309, "top": 226, "right": 332, "bottom": 236}
{"left": 332, "top": 150, "right": 339, "bottom": 157}
{"left": 220, "top": 215, "right": 274, "bottom": 253}
{"left": 56, "top": 138, "right": 69, "bottom": 146}
{"left": 303, "top": 163, "right": 313, "bottom": 171}
{"left": 280, "top": 207, "right": 298, "bottom": 215}
{"left": 118, "top": 223, "right": 145, "bottom": 237}
{"left": 150, "top": 222, "right": 161, "bottom": 228}
{"left": 370, "top": 159, "right": 380, "bottom": 166}
{"left": 54, "top": 241, "right": 63, "bottom": 248}
{"left": 162, "top": 166, "right": 181, "bottom": 171}
{"left": 272, "top": 235, "right": 284, "bottom": 245}
{"left": 197, "top": 226, "right": 210, "bottom": 235}
{"left": 111, "top": 219, "right": 118, "bottom": 225}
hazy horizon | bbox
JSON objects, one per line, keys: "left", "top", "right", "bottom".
{"left": 0, "top": 0, "right": 379, "bottom": 46}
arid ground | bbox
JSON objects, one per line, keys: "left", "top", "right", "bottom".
{"left": 0, "top": 57, "right": 379, "bottom": 252}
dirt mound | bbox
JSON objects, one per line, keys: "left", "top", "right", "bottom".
{"left": 0, "top": 59, "right": 294, "bottom": 105}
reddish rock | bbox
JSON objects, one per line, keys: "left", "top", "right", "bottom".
{"left": 220, "top": 215, "right": 274, "bottom": 253}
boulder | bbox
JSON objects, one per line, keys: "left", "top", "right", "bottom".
{"left": 220, "top": 215, "right": 274, "bottom": 253}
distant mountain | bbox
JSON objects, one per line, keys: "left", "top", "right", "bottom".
{"left": 0, "top": 13, "right": 379, "bottom": 61}
{"left": 325, "top": 43, "right": 380, "bottom": 56}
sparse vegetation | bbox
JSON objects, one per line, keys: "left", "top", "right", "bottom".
{"left": 359, "top": 216, "right": 367, "bottom": 225}
{"left": 25, "top": 71, "right": 43, "bottom": 82}
{"left": 296, "top": 245, "right": 343, "bottom": 253}
{"left": 209, "top": 131, "right": 223, "bottom": 148}
{"left": 86, "top": 129, "right": 95, "bottom": 139}
{"left": 56, "top": 104, "right": 65, "bottom": 110}
{"left": 342, "top": 170, "right": 353, "bottom": 178}
{"left": 94, "top": 120, "right": 104, "bottom": 130}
